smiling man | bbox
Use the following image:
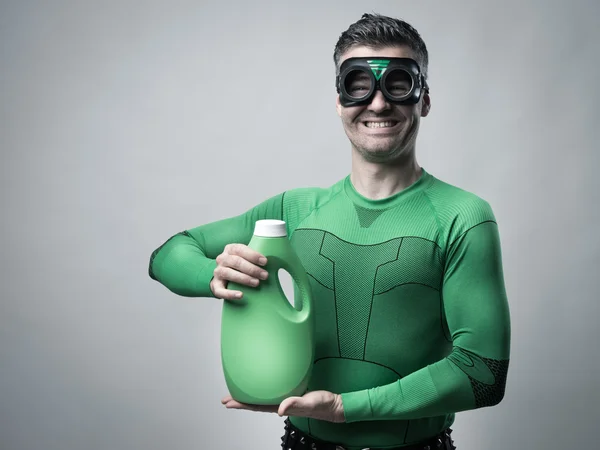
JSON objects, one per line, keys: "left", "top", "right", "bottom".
{"left": 149, "top": 13, "right": 511, "bottom": 450}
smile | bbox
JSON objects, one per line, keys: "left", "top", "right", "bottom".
{"left": 363, "top": 121, "right": 398, "bottom": 128}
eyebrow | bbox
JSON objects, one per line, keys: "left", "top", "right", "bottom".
{"left": 352, "top": 73, "right": 370, "bottom": 81}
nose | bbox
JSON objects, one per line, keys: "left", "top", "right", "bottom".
{"left": 367, "top": 89, "right": 391, "bottom": 113}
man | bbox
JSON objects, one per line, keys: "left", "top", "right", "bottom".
{"left": 149, "top": 13, "right": 511, "bottom": 450}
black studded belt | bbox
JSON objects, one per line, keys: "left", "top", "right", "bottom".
{"left": 280, "top": 418, "right": 456, "bottom": 450}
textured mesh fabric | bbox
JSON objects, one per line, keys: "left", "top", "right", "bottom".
{"left": 470, "top": 356, "right": 509, "bottom": 408}
{"left": 149, "top": 194, "right": 284, "bottom": 297}
{"left": 148, "top": 169, "right": 511, "bottom": 449}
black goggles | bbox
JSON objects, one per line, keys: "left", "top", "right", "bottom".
{"left": 336, "top": 57, "right": 429, "bottom": 107}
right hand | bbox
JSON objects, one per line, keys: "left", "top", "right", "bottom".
{"left": 210, "top": 243, "right": 269, "bottom": 300}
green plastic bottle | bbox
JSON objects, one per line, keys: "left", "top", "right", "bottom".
{"left": 221, "top": 219, "right": 315, "bottom": 405}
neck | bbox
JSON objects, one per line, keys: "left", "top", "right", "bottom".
{"left": 349, "top": 149, "right": 422, "bottom": 200}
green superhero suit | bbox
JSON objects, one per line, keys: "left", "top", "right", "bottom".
{"left": 149, "top": 168, "right": 511, "bottom": 449}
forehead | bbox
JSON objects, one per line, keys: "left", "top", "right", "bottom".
{"left": 339, "top": 45, "right": 416, "bottom": 64}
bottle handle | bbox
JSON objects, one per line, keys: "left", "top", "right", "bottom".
{"left": 277, "top": 258, "right": 312, "bottom": 321}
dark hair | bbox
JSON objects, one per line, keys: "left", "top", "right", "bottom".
{"left": 333, "top": 13, "right": 429, "bottom": 80}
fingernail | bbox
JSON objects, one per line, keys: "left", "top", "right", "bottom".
{"left": 259, "top": 257, "right": 267, "bottom": 265}
{"left": 260, "top": 271, "right": 268, "bottom": 280}
{"left": 251, "top": 279, "right": 259, "bottom": 287}
{"left": 235, "top": 292, "right": 242, "bottom": 298}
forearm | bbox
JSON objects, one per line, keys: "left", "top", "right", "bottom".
{"left": 149, "top": 230, "right": 218, "bottom": 297}
{"left": 341, "top": 348, "right": 508, "bottom": 422}
{"left": 148, "top": 193, "right": 285, "bottom": 297}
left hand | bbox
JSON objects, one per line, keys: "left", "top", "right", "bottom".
{"left": 221, "top": 390, "right": 346, "bottom": 423}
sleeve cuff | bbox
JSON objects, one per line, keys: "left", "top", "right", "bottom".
{"left": 340, "top": 390, "right": 374, "bottom": 423}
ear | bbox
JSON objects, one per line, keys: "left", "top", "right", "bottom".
{"left": 336, "top": 94, "right": 342, "bottom": 117}
{"left": 420, "top": 92, "right": 431, "bottom": 117}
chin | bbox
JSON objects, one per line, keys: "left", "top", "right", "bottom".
{"left": 359, "top": 148, "right": 398, "bottom": 163}
{"left": 358, "top": 143, "right": 412, "bottom": 163}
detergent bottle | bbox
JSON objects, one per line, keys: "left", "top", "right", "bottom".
{"left": 221, "top": 220, "right": 315, "bottom": 405}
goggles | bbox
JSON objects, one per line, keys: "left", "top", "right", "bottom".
{"left": 336, "top": 57, "right": 429, "bottom": 107}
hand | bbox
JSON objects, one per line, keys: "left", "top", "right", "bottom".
{"left": 221, "top": 390, "right": 346, "bottom": 423}
{"left": 210, "top": 243, "right": 269, "bottom": 300}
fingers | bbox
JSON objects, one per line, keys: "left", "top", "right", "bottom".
{"left": 214, "top": 266, "right": 255, "bottom": 288}
{"left": 212, "top": 243, "right": 269, "bottom": 300}
{"left": 210, "top": 277, "right": 242, "bottom": 300}
{"left": 222, "top": 398, "right": 279, "bottom": 413}
{"left": 221, "top": 245, "right": 269, "bottom": 281}
{"left": 217, "top": 255, "right": 268, "bottom": 284}
{"left": 224, "top": 243, "right": 268, "bottom": 267}
{"left": 221, "top": 391, "right": 344, "bottom": 422}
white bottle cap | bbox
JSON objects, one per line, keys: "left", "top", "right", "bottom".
{"left": 253, "top": 220, "right": 287, "bottom": 237}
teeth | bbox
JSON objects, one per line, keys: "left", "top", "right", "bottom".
{"left": 365, "top": 121, "right": 396, "bottom": 128}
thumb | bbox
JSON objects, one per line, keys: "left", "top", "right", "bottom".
{"left": 278, "top": 396, "right": 302, "bottom": 416}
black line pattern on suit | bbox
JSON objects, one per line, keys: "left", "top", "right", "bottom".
{"left": 375, "top": 281, "right": 440, "bottom": 296}
{"left": 440, "top": 292, "right": 452, "bottom": 343}
{"left": 295, "top": 228, "right": 442, "bottom": 250}
{"left": 363, "top": 238, "right": 404, "bottom": 360}
{"left": 447, "top": 220, "right": 497, "bottom": 252}
{"left": 313, "top": 356, "right": 404, "bottom": 379}
{"left": 297, "top": 229, "right": 445, "bottom": 364}
{"left": 318, "top": 232, "right": 340, "bottom": 358}
{"left": 306, "top": 272, "right": 330, "bottom": 290}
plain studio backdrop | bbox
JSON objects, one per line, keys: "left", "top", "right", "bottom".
{"left": 1, "top": 1, "right": 599, "bottom": 449}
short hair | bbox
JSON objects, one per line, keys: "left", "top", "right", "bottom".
{"left": 333, "top": 13, "right": 429, "bottom": 80}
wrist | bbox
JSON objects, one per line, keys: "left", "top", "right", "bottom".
{"left": 335, "top": 393, "right": 346, "bottom": 423}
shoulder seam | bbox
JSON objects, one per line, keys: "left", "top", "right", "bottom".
{"left": 447, "top": 220, "right": 498, "bottom": 252}
{"left": 423, "top": 189, "right": 445, "bottom": 249}
{"left": 290, "top": 182, "right": 346, "bottom": 237}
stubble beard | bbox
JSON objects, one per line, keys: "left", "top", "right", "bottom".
{"left": 349, "top": 121, "right": 420, "bottom": 165}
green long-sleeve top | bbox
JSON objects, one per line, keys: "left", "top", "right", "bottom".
{"left": 149, "top": 169, "right": 511, "bottom": 449}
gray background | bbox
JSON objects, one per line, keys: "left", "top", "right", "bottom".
{"left": 1, "top": 0, "right": 599, "bottom": 449}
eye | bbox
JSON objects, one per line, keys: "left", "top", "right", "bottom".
{"left": 388, "top": 83, "right": 411, "bottom": 94}
{"left": 344, "top": 70, "right": 371, "bottom": 97}
{"left": 349, "top": 84, "right": 369, "bottom": 93}
{"left": 384, "top": 69, "right": 413, "bottom": 96}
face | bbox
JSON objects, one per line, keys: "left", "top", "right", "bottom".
{"left": 336, "top": 45, "right": 431, "bottom": 164}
